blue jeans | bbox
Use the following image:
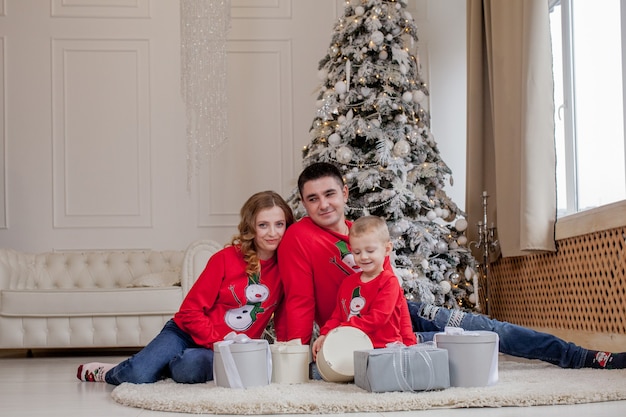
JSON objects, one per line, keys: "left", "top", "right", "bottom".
{"left": 407, "top": 301, "right": 587, "bottom": 369}
{"left": 105, "top": 320, "right": 214, "bottom": 385}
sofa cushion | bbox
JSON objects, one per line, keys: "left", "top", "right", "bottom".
{"left": 0, "top": 287, "right": 181, "bottom": 317}
{"left": 127, "top": 271, "right": 181, "bottom": 288}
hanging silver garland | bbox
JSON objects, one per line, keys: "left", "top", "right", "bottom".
{"left": 180, "top": 0, "right": 231, "bottom": 190}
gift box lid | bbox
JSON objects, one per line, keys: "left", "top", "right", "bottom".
{"left": 215, "top": 339, "right": 268, "bottom": 353}
{"left": 317, "top": 326, "right": 373, "bottom": 382}
{"left": 434, "top": 330, "right": 497, "bottom": 344}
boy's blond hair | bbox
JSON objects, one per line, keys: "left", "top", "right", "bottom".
{"left": 349, "top": 215, "right": 390, "bottom": 243}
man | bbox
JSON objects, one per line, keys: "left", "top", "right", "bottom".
{"left": 278, "top": 162, "right": 625, "bottom": 369}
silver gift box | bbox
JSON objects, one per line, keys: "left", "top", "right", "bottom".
{"left": 354, "top": 345, "right": 450, "bottom": 392}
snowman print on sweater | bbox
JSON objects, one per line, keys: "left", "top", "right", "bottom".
{"left": 345, "top": 286, "right": 366, "bottom": 320}
{"left": 224, "top": 273, "right": 269, "bottom": 331}
{"left": 331, "top": 241, "right": 361, "bottom": 275}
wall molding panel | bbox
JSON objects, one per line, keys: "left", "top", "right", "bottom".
{"left": 197, "top": 39, "right": 293, "bottom": 228}
{"left": 232, "top": 0, "right": 291, "bottom": 19}
{"left": 51, "top": 38, "right": 152, "bottom": 228}
{"left": 51, "top": 0, "right": 150, "bottom": 18}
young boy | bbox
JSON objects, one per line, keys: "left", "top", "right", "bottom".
{"left": 312, "top": 216, "right": 416, "bottom": 360}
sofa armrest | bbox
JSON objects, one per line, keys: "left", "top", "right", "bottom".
{"left": 181, "top": 239, "right": 222, "bottom": 295}
{"left": 0, "top": 249, "right": 33, "bottom": 290}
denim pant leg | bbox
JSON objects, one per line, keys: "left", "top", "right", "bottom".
{"left": 105, "top": 320, "right": 202, "bottom": 385}
{"left": 406, "top": 301, "right": 443, "bottom": 342}
{"left": 407, "top": 301, "right": 587, "bottom": 368}
{"left": 169, "top": 348, "right": 214, "bottom": 384}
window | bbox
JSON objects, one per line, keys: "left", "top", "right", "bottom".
{"left": 550, "top": 0, "right": 626, "bottom": 217}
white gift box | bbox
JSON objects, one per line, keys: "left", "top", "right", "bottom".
{"left": 270, "top": 339, "right": 310, "bottom": 384}
{"left": 434, "top": 326, "right": 499, "bottom": 387}
{"left": 316, "top": 326, "right": 373, "bottom": 383}
{"left": 213, "top": 333, "right": 272, "bottom": 389}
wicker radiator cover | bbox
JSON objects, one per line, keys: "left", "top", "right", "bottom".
{"left": 488, "top": 225, "right": 625, "bottom": 350}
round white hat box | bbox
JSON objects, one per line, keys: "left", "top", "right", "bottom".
{"left": 316, "top": 326, "right": 373, "bottom": 382}
{"left": 434, "top": 330, "right": 499, "bottom": 387}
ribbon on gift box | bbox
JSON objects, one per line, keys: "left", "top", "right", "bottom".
{"left": 385, "top": 342, "right": 438, "bottom": 392}
{"left": 215, "top": 331, "right": 272, "bottom": 389}
{"left": 441, "top": 326, "right": 499, "bottom": 386}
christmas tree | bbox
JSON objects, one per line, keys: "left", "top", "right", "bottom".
{"left": 292, "top": 0, "right": 480, "bottom": 310}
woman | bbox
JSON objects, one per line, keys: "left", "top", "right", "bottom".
{"left": 77, "top": 190, "right": 294, "bottom": 384}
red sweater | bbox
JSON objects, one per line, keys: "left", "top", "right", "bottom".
{"left": 173, "top": 245, "right": 283, "bottom": 349}
{"left": 320, "top": 270, "right": 417, "bottom": 348}
{"left": 278, "top": 217, "right": 356, "bottom": 343}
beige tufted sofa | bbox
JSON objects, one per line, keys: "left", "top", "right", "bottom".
{"left": 0, "top": 239, "right": 222, "bottom": 349}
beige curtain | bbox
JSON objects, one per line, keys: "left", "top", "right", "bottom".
{"left": 466, "top": 0, "right": 556, "bottom": 257}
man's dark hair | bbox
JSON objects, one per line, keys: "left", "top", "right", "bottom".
{"left": 297, "top": 162, "right": 344, "bottom": 196}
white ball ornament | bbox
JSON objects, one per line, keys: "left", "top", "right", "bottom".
{"left": 354, "top": 6, "right": 365, "bottom": 16}
{"left": 440, "top": 281, "right": 451, "bottom": 294}
{"left": 379, "top": 50, "right": 388, "bottom": 60}
{"left": 402, "top": 91, "right": 413, "bottom": 103}
{"left": 334, "top": 81, "right": 347, "bottom": 95}
{"left": 328, "top": 133, "right": 341, "bottom": 146}
{"left": 455, "top": 218, "right": 468, "bottom": 232}
{"left": 441, "top": 208, "right": 450, "bottom": 219}
{"left": 371, "top": 31, "right": 384, "bottom": 45}
{"left": 426, "top": 210, "right": 437, "bottom": 221}
{"left": 395, "top": 114, "right": 408, "bottom": 123}
{"left": 421, "top": 259, "right": 429, "bottom": 269}
{"left": 335, "top": 146, "right": 353, "bottom": 164}
{"left": 393, "top": 140, "right": 411, "bottom": 157}
{"left": 457, "top": 235, "right": 468, "bottom": 246}
{"left": 434, "top": 207, "right": 443, "bottom": 217}
{"left": 412, "top": 90, "right": 426, "bottom": 103}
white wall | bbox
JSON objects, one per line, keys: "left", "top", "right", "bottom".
{"left": 0, "top": 0, "right": 466, "bottom": 252}
{"left": 412, "top": 0, "right": 467, "bottom": 210}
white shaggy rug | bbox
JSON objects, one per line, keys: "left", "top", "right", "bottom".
{"left": 111, "top": 356, "right": 626, "bottom": 414}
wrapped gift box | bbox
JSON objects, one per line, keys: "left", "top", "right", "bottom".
{"left": 434, "top": 327, "right": 499, "bottom": 387}
{"left": 354, "top": 345, "right": 450, "bottom": 392}
{"left": 270, "top": 340, "right": 310, "bottom": 384}
{"left": 213, "top": 335, "right": 271, "bottom": 389}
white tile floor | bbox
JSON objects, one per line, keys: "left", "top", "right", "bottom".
{"left": 1, "top": 349, "right": 625, "bottom": 417}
